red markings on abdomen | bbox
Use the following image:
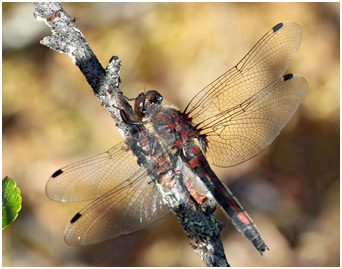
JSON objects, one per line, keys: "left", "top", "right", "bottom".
{"left": 227, "top": 197, "right": 241, "bottom": 211}
{"left": 187, "top": 153, "right": 208, "bottom": 169}
{"left": 238, "top": 212, "right": 251, "bottom": 225}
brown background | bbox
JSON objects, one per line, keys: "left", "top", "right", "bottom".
{"left": 3, "top": 2, "right": 339, "bottom": 266}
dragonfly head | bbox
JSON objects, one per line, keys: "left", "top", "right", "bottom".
{"left": 134, "top": 90, "right": 163, "bottom": 119}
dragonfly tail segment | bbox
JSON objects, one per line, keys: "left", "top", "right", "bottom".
{"left": 184, "top": 141, "right": 269, "bottom": 255}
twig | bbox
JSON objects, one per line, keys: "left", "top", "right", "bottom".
{"left": 33, "top": 2, "right": 228, "bottom": 266}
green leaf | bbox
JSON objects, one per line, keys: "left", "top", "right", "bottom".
{"left": 2, "top": 177, "right": 22, "bottom": 229}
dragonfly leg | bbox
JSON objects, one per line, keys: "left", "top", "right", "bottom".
{"left": 113, "top": 105, "right": 148, "bottom": 125}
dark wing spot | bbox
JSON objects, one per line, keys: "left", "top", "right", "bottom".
{"left": 272, "top": 23, "right": 284, "bottom": 32}
{"left": 51, "top": 169, "right": 63, "bottom": 178}
{"left": 70, "top": 212, "right": 82, "bottom": 223}
{"left": 283, "top": 73, "right": 294, "bottom": 81}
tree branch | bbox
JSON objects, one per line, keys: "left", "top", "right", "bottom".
{"left": 34, "top": 2, "right": 228, "bottom": 266}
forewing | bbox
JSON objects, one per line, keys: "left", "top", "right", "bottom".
{"left": 64, "top": 167, "right": 170, "bottom": 245}
{"left": 46, "top": 141, "right": 145, "bottom": 202}
{"left": 185, "top": 22, "right": 306, "bottom": 167}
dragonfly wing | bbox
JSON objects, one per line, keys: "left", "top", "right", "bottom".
{"left": 64, "top": 167, "right": 170, "bottom": 246}
{"left": 185, "top": 22, "right": 307, "bottom": 167}
{"left": 46, "top": 141, "right": 145, "bottom": 202}
{"left": 208, "top": 74, "right": 307, "bottom": 167}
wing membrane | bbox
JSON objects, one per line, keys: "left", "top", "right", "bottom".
{"left": 46, "top": 141, "right": 143, "bottom": 202}
{"left": 185, "top": 22, "right": 307, "bottom": 167}
{"left": 47, "top": 141, "right": 170, "bottom": 245}
{"left": 205, "top": 74, "right": 307, "bottom": 167}
{"left": 64, "top": 167, "right": 170, "bottom": 245}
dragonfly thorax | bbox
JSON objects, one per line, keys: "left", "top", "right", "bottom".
{"left": 134, "top": 90, "right": 163, "bottom": 119}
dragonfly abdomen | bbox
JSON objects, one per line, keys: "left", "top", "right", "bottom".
{"left": 183, "top": 140, "right": 269, "bottom": 254}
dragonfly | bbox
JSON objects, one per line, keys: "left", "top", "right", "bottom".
{"left": 46, "top": 22, "right": 307, "bottom": 253}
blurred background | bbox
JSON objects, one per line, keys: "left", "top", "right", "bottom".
{"left": 2, "top": 2, "right": 339, "bottom": 267}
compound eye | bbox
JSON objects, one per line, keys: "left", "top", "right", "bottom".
{"left": 134, "top": 90, "right": 163, "bottom": 119}
{"left": 145, "top": 90, "right": 163, "bottom": 105}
